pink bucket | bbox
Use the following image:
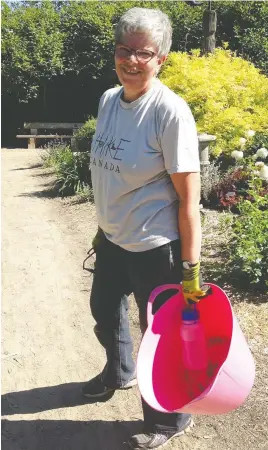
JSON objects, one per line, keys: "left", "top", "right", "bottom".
{"left": 137, "top": 284, "right": 255, "bottom": 415}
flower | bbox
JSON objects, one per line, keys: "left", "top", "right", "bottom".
{"left": 255, "top": 147, "right": 268, "bottom": 160}
{"left": 239, "top": 137, "right": 247, "bottom": 147}
{"left": 255, "top": 161, "right": 265, "bottom": 167}
{"left": 246, "top": 130, "right": 255, "bottom": 138}
{"left": 231, "top": 150, "right": 244, "bottom": 161}
{"left": 259, "top": 165, "right": 268, "bottom": 181}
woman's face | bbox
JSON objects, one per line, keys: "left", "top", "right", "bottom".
{"left": 115, "top": 33, "right": 166, "bottom": 102}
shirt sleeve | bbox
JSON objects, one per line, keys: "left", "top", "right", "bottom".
{"left": 159, "top": 102, "right": 200, "bottom": 174}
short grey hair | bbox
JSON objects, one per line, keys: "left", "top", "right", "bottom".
{"left": 115, "top": 7, "right": 172, "bottom": 58}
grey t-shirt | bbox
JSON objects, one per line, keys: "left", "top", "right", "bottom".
{"left": 90, "top": 79, "right": 200, "bottom": 252}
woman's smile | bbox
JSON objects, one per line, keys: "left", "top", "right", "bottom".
{"left": 122, "top": 67, "right": 141, "bottom": 75}
{"left": 114, "top": 32, "right": 165, "bottom": 102}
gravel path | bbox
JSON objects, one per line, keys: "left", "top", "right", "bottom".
{"left": 1, "top": 149, "right": 267, "bottom": 450}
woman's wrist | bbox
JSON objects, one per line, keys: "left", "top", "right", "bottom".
{"left": 182, "top": 260, "right": 199, "bottom": 270}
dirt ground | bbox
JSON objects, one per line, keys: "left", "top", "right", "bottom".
{"left": 1, "top": 148, "right": 268, "bottom": 450}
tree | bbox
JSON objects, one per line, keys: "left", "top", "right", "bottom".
{"left": 59, "top": 1, "right": 116, "bottom": 79}
{"left": 2, "top": 0, "right": 63, "bottom": 102}
{"left": 216, "top": 1, "right": 268, "bottom": 74}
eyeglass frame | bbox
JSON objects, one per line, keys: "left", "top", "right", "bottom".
{"left": 114, "top": 45, "right": 157, "bottom": 63}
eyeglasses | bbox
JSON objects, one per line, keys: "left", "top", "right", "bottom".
{"left": 115, "top": 46, "right": 156, "bottom": 63}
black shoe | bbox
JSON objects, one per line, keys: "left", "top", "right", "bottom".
{"left": 128, "top": 418, "right": 194, "bottom": 449}
{"left": 82, "top": 373, "right": 137, "bottom": 399}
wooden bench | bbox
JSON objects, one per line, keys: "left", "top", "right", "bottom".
{"left": 16, "top": 122, "right": 84, "bottom": 149}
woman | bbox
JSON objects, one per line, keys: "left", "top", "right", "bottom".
{"left": 83, "top": 7, "right": 208, "bottom": 449}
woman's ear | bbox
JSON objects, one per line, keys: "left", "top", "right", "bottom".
{"left": 156, "top": 55, "right": 167, "bottom": 76}
{"left": 159, "top": 55, "right": 167, "bottom": 66}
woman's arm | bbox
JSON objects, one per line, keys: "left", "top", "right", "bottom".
{"left": 170, "top": 172, "right": 201, "bottom": 264}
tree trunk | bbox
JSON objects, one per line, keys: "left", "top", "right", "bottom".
{"left": 202, "top": 9, "right": 217, "bottom": 55}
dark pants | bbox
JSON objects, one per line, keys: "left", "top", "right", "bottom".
{"left": 90, "top": 232, "right": 191, "bottom": 433}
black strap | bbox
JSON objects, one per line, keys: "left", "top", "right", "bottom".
{"left": 82, "top": 247, "right": 96, "bottom": 274}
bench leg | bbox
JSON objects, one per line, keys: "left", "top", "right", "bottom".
{"left": 71, "top": 137, "right": 77, "bottom": 151}
{"left": 28, "top": 137, "right": 36, "bottom": 149}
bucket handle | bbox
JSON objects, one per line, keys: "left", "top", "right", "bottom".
{"left": 147, "top": 284, "right": 181, "bottom": 326}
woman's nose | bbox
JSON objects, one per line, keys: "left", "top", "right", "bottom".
{"left": 128, "top": 52, "right": 139, "bottom": 62}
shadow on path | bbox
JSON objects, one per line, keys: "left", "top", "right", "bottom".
{"left": 16, "top": 179, "right": 60, "bottom": 198}
{"left": 1, "top": 382, "right": 117, "bottom": 415}
{"left": 2, "top": 383, "right": 142, "bottom": 449}
{"left": 17, "top": 189, "right": 60, "bottom": 199}
{"left": 11, "top": 164, "right": 43, "bottom": 171}
{"left": 2, "top": 418, "right": 142, "bottom": 450}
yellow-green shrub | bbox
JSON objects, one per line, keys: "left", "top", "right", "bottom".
{"left": 160, "top": 48, "right": 268, "bottom": 156}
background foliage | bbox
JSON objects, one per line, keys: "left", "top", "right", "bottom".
{"left": 41, "top": 143, "right": 91, "bottom": 195}
{"left": 228, "top": 188, "right": 268, "bottom": 291}
{"left": 2, "top": 0, "right": 63, "bottom": 102}
{"left": 2, "top": 0, "right": 268, "bottom": 146}
{"left": 160, "top": 48, "right": 268, "bottom": 156}
{"left": 74, "top": 116, "right": 97, "bottom": 151}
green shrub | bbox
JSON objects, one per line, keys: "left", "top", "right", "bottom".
{"left": 41, "top": 143, "right": 91, "bottom": 196}
{"left": 40, "top": 141, "right": 65, "bottom": 168}
{"left": 40, "top": 118, "right": 96, "bottom": 195}
{"left": 160, "top": 48, "right": 268, "bottom": 156}
{"left": 74, "top": 116, "right": 97, "bottom": 152}
{"left": 228, "top": 187, "right": 268, "bottom": 291}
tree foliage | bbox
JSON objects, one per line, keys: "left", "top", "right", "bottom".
{"left": 2, "top": 0, "right": 63, "bottom": 101}
{"left": 2, "top": 0, "right": 267, "bottom": 104}
{"left": 1, "top": 0, "right": 268, "bottom": 147}
{"left": 215, "top": 1, "right": 268, "bottom": 75}
{"left": 59, "top": 1, "right": 116, "bottom": 78}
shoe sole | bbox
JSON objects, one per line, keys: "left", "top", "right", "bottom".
{"left": 169, "top": 418, "right": 194, "bottom": 440}
{"left": 82, "top": 387, "right": 115, "bottom": 398}
{"left": 123, "top": 378, "right": 138, "bottom": 389}
{"left": 128, "top": 418, "right": 194, "bottom": 449}
{"left": 82, "top": 378, "right": 137, "bottom": 399}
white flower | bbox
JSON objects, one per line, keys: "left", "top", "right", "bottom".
{"left": 239, "top": 137, "right": 247, "bottom": 147}
{"left": 246, "top": 130, "right": 255, "bottom": 138}
{"left": 255, "top": 161, "right": 265, "bottom": 167}
{"left": 259, "top": 165, "right": 268, "bottom": 181}
{"left": 231, "top": 150, "right": 244, "bottom": 161}
{"left": 255, "top": 147, "right": 268, "bottom": 160}
{"left": 252, "top": 170, "right": 260, "bottom": 176}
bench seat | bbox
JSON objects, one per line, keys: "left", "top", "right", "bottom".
{"left": 16, "top": 135, "right": 72, "bottom": 139}
{"left": 16, "top": 122, "right": 84, "bottom": 149}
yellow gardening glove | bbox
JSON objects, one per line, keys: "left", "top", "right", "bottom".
{"left": 182, "top": 261, "right": 211, "bottom": 305}
{"left": 92, "top": 226, "right": 103, "bottom": 252}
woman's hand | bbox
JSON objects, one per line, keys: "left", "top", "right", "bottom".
{"left": 182, "top": 261, "right": 210, "bottom": 305}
